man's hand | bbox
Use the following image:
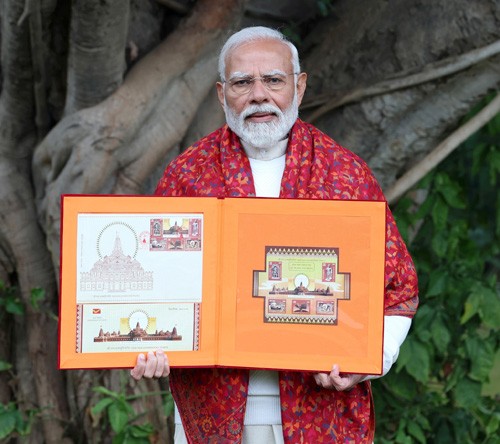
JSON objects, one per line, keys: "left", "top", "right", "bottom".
{"left": 314, "top": 364, "right": 365, "bottom": 391}
{"left": 130, "top": 350, "right": 170, "bottom": 381}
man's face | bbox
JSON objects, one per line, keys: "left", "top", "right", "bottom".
{"left": 216, "top": 39, "right": 307, "bottom": 148}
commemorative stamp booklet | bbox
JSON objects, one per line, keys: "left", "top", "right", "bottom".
{"left": 59, "top": 195, "right": 386, "bottom": 374}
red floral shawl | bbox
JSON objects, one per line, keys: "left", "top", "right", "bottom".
{"left": 155, "top": 119, "right": 419, "bottom": 443}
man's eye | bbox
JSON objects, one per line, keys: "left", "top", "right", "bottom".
{"left": 232, "top": 79, "right": 252, "bottom": 87}
{"left": 264, "top": 77, "right": 285, "bottom": 85}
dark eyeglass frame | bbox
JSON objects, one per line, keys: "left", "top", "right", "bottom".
{"left": 224, "top": 73, "right": 298, "bottom": 95}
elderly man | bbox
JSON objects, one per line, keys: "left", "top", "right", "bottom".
{"left": 131, "top": 26, "right": 418, "bottom": 444}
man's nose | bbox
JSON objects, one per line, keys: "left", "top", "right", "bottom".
{"left": 248, "top": 78, "right": 270, "bottom": 102}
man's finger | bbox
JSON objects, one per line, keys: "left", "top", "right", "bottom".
{"left": 329, "top": 364, "right": 340, "bottom": 380}
{"left": 161, "top": 353, "right": 170, "bottom": 377}
{"left": 314, "top": 372, "right": 334, "bottom": 389}
{"left": 130, "top": 353, "right": 146, "bottom": 380}
{"left": 313, "top": 373, "right": 324, "bottom": 386}
{"left": 331, "top": 364, "right": 348, "bottom": 388}
{"left": 155, "top": 350, "right": 169, "bottom": 378}
{"left": 143, "top": 351, "right": 158, "bottom": 378}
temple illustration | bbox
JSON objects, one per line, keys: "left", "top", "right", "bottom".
{"left": 94, "top": 322, "right": 182, "bottom": 342}
{"left": 165, "top": 220, "right": 189, "bottom": 235}
{"left": 80, "top": 233, "right": 153, "bottom": 292}
{"left": 269, "top": 282, "right": 334, "bottom": 296}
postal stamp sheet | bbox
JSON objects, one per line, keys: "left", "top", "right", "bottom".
{"left": 75, "top": 213, "right": 203, "bottom": 354}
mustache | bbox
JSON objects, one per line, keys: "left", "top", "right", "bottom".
{"left": 241, "top": 104, "right": 282, "bottom": 120}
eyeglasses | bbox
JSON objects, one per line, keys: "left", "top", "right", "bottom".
{"left": 225, "top": 73, "right": 297, "bottom": 95}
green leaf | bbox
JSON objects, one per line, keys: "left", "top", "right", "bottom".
{"left": 5, "top": 298, "right": 24, "bottom": 316}
{"left": 108, "top": 403, "right": 129, "bottom": 434}
{"left": 465, "top": 337, "right": 495, "bottom": 382}
{"left": 394, "top": 196, "right": 413, "bottom": 214}
{"left": 93, "top": 386, "right": 120, "bottom": 398}
{"left": 447, "top": 221, "right": 469, "bottom": 259}
{"left": 130, "top": 423, "right": 154, "bottom": 438}
{"left": 395, "top": 432, "right": 413, "bottom": 444}
{"left": 414, "top": 309, "right": 433, "bottom": 342}
{"left": 461, "top": 283, "right": 500, "bottom": 327}
{"left": 416, "top": 414, "right": 431, "bottom": 433}
{"left": 430, "top": 230, "right": 448, "bottom": 258}
{"left": 434, "top": 419, "right": 454, "bottom": 443}
{"left": 438, "top": 178, "right": 466, "bottom": 209}
{"left": 413, "top": 304, "right": 434, "bottom": 323}
{"left": 15, "top": 410, "right": 33, "bottom": 436}
{"left": 384, "top": 371, "right": 418, "bottom": 400}
{"left": 0, "top": 410, "right": 17, "bottom": 439}
{"left": 444, "top": 361, "right": 467, "bottom": 392}
{"left": 163, "top": 392, "right": 174, "bottom": 417}
{"left": 478, "top": 287, "right": 500, "bottom": 329}
{"left": 430, "top": 315, "right": 451, "bottom": 354}
{"left": 113, "top": 429, "right": 151, "bottom": 444}
{"left": 119, "top": 399, "right": 135, "bottom": 417}
{"left": 91, "top": 397, "right": 114, "bottom": 415}
{"left": 487, "top": 146, "right": 500, "bottom": 186}
{"left": 461, "top": 290, "right": 482, "bottom": 324}
{"left": 395, "top": 341, "right": 411, "bottom": 371}
{"left": 112, "top": 430, "right": 128, "bottom": 444}
{"left": 426, "top": 270, "right": 447, "bottom": 297}
{"left": 454, "top": 377, "right": 481, "bottom": 408}
{"left": 397, "top": 338, "right": 430, "bottom": 383}
{"left": 0, "top": 361, "right": 12, "bottom": 372}
{"left": 395, "top": 216, "right": 410, "bottom": 244}
{"left": 395, "top": 419, "right": 408, "bottom": 443}
{"left": 413, "top": 193, "right": 435, "bottom": 221}
{"left": 407, "top": 421, "right": 426, "bottom": 444}
{"left": 496, "top": 192, "right": 500, "bottom": 238}
{"left": 30, "top": 287, "right": 45, "bottom": 310}
{"left": 431, "top": 195, "right": 449, "bottom": 231}
{"left": 486, "top": 414, "right": 499, "bottom": 435}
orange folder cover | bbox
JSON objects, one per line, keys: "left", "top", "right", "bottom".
{"left": 59, "top": 195, "right": 386, "bottom": 374}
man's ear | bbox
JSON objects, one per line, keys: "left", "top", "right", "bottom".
{"left": 216, "top": 82, "right": 225, "bottom": 109}
{"left": 296, "top": 72, "right": 307, "bottom": 107}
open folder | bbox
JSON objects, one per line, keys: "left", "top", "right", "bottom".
{"left": 59, "top": 195, "right": 386, "bottom": 374}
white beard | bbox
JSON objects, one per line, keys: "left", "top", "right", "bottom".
{"left": 224, "top": 93, "right": 299, "bottom": 150}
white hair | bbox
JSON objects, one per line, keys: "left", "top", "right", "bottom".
{"left": 218, "top": 26, "right": 301, "bottom": 81}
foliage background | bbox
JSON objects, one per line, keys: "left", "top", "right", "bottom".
{"left": 372, "top": 99, "right": 500, "bottom": 444}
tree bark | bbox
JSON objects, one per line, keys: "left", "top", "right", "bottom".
{"left": 367, "top": 56, "right": 500, "bottom": 188}
{"left": 301, "top": 0, "right": 500, "bottom": 187}
{"left": 64, "top": 0, "right": 130, "bottom": 115}
{"left": 14, "top": 318, "right": 45, "bottom": 444}
{"left": 0, "top": 0, "right": 69, "bottom": 442}
{"left": 33, "top": 0, "right": 245, "bottom": 266}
